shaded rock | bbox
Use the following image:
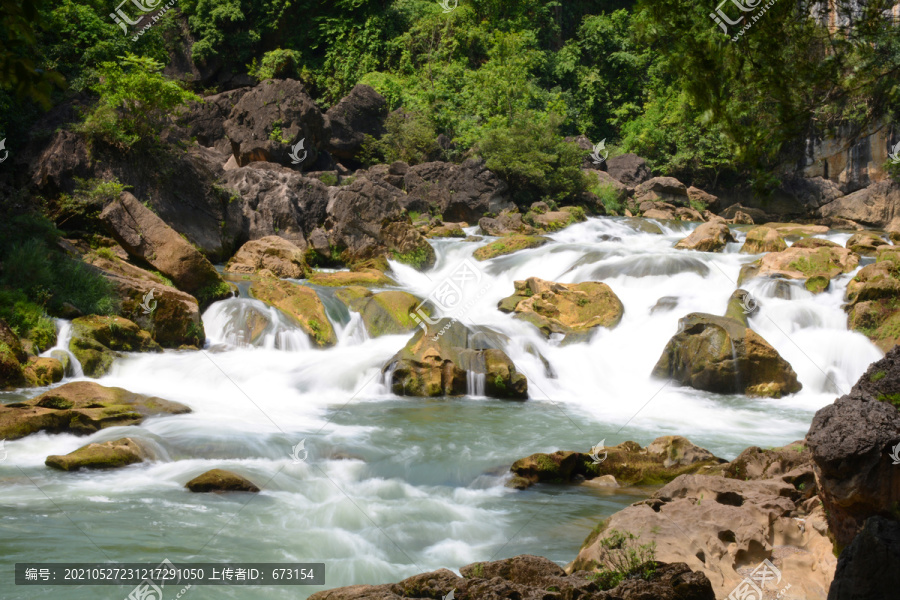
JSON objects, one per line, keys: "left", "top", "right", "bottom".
{"left": 249, "top": 273, "right": 336, "bottom": 347}
{"left": 46, "top": 437, "right": 148, "bottom": 471}
{"left": 473, "top": 235, "right": 549, "bottom": 261}
{"left": 740, "top": 226, "right": 787, "bottom": 254}
{"left": 403, "top": 159, "right": 513, "bottom": 223}
{"left": 818, "top": 180, "right": 900, "bottom": 230}
{"left": 307, "top": 268, "right": 395, "bottom": 287}
{"left": 383, "top": 319, "right": 527, "bottom": 399}
{"left": 185, "top": 468, "right": 260, "bottom": 492}
{"left": 687, "top": 186, "right": 719, "bottom": 211}
{"left": 634, "top": 177, "right": 689, "bottom": 206}
{"left": 69, "top": 316, "right": 161, "bottom": 378}
{"left": 23, "top": 357, "right": 65, "bottom": 387}
{"left": 0, "top": 319, "right": 27, "bottom": 390}
{"left": 526, "top": 206, "right": 586, "bottom": 232}
{"left": 223, "top": 78, "right": 328, "bottom": 168}
{"left": 478, "top": 209, "right": 537, "bottom": 236}
{"left": 606, "top": 153, "right": 651, "bottom": 187}
{"left": 177, "top": 87, "right": 252, "bottom": 154}
{"left": 100, "top": 192, "right": 229, "bottom": 303}
{"left": 720, "top": 204, "right": 768, "bottom": 224}
{"left": 325, "top": 84, "right": 387, "bottom": 163}
{"left": 498, "top": 277, "right": 623, "bottom": 342}
{"left": 827, "top": 516, "right": 900, "bottom": 600}
{"left": 336, "top": 289, "right": 424, "bottom": 337}
{"left": 0, "top": 381, "right": 190, "bottom": 440}
{"left": 674, "top": 222, "right": 735, "bottom": 252}
{"left": 651, "top": 313, "right": 802, "bottom": 398}
{"left": 583, "top": 169, "right": 629, "bottom": 214}
{"left": 226, "top": 236, "right": 308, "bottom": 278}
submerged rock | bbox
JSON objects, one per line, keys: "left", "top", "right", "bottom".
{"left": 185, "top": 469, "right": 260, "bottom": 493}
{"left": 69, "top": 315, "right": 161, "bottom": 378}
{"left": 249, "top": 272, "right": 336, "bottom": 347}
{"left": 46, "top": 437, "right": 148, "bottom": 471}
{"left": 383, "top": 319, "right": 527, "bottom": 399}
{"left": 498, "top": 277, "right": 623, "bottom": 343}
{"left": 0, "top": 381, "right": 190, "bottom": 440}
{"left": 651, "top": 313, "right": 801, "bottom": 398}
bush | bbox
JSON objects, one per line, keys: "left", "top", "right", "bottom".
{"left": 589, "top": 529, "right": 657, "bottom": 590}
{"left": 363, "top": 110, "right": 440, "bottom": 165}
{"left": 0, "top": 290, "right": 57, "bottom": 351}
{"left": 248, "top": 48, "right": 308, "bottom": 81}
{"left": 51, "top": 177, "right": 129, "bottom": 228}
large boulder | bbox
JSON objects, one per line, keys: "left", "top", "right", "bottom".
{"left": 633, "top": 176, "right": 689, "bottom": 207}
{"left": 185, "top": 468, "right": 260, "bottom": 492}
{"left": 582, "top": 169, "right": 629, "bottom": 214}
{"left": 740, "top": 245, "right": 860, "bottom": 294}
{"left": 100, "top": 192, "right": 229, "bottom": 303}
{"left": 674, "top": 222, "right": 735, "bottom": 252}
{"left": 383, "top": 319, "right": 527, "bottom": 399}
{"left": 223, "top": 78, "right": 329, "bottom": 168}
{"left": 0, "top": 381, "right": 190, "bottom": 440}
{"left": 651, "top": 313, "right": 802, "bottom": 398}
{"left": 498, "top": 277, "right": 623, "bottom": 343}
{"left": 23, "top": 357, "right": 65, "bottom": 388}
{"left": 220, "top": 162, "right": 330, "bottom": 248}
{"left": 807, "top": 346, "right": 900, "bottom": 549}
{"left": 46, "top": 437, "right": 149, "bottom": 471}
{"left": 740, "top": 226, "right": 787, "bottom": 254}
{"left": 336, "top": 288, "right": 424, "bottom": 337}
{"left": 845, "top": 247, "right": 900, "bottom": 350}
{"left": 827, "top": 516, "right": 900, "bottom": 600}
{"left": 225, "top": 236, "right": 308, "bottom": 278}
{"left": 606, "top": 153, "right": 651, "bottom": 187}
{"left": 403, "top": 159, "right": 513, "bottom": 223}
{"left": 177, "top": 87, "right": 252, "bottom": 154}
{"left": 478, "top": 209, "right": 537, "bottom": 236}
{"left": 249, "top": 272, "right": 336, "bottom": 347}
{"left": 327, "top": 178, "right": 435, "bottom": 269}
{"left": 845, "top": 231, "right": 889, "bottom": 257}
{"left": 818, "top": 180, "right": 900, "bottom": 231}
{"left": 324, "top": 84, "right": 388, "bottom": 163}
{"left": 69, "top": 315, "right": 161, "bottom": 378}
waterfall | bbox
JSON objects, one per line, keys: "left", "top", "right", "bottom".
{"left": 467, "top": 371, "right": 486, "bottom": 397}
{"left": 203, "top": 297, "right": 312, "bottom": 351}
{"left": 40, "top": 318, "right": 83, "bottom": 378}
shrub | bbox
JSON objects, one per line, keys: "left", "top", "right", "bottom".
{"left": 590, "top": 529, "right": 657, "bottom": 590}
{"left": 363, "top": 110, "right": 440, "bottom": 166}
{"left": 51, "top": 177, "right": 129, "bottom": 228}
{"left": 248, "top": 48, "right": 306, "bottom": 81}
{"left": 0, "top": 290, "right": 57, "bottom": 351}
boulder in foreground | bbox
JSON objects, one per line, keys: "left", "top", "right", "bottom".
{"left": 185, "top": 469, "right": 260, "bottom": 493}
{"left": 46, "top": 437, "right": 148, "bottom": 471}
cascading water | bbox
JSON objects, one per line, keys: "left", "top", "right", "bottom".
{"left": 39, "top": 318, "right": 83, "bottom": 378}
{"left": 0, "top": 217, "right": 883, "bottom": 600}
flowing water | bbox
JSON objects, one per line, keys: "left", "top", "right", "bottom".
{"left": 0, "top": 217, "right": 882, "bottom": 599}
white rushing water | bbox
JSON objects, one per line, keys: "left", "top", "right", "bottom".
{"left": 0, "top": 216, "right": 882, "bottom": 600}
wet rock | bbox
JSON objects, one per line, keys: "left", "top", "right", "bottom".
{"left": 741, "top": 244, "right": 859, "bottom": 294}
{"left": 185, "top": 469, "right": 260, "bottom": 492}
{"left": 0, "top": 381, "right": 190, "bottom": 440}
{"left": 223, "top": 78, "right": 328, "bottom": 168}
{"left": 23, "top": 357, "right": 65, "bottom": 387}
{"left": 845, "top": 231, "right": 889, "bottom": 257}
{"left": 845, "top": 247, "right": 900, "bottom": 350}
{"left": 740, "top": 226, "right": 787, "bottom": 254}
{"left": 336, "top": 288, "right": 425, "bottom": 337}
{"left": 651, "top": 296, "right": 679, "bottom": 314}
{"left": 674, "top": 222, "right": 735, "bottom": 252}
{"left": 472, "top": 235, "right": 549, "bottom": 261}
{"left": 307, "top": 268, "right": 395, "bottom": 287}
{"left": 426, "top": 222, "right": 467, "bottom": 238}
{"left": 325, "top": 84, "right": 387, "bottom": 163}
{"left": 498, "top": 277, "right": 623, "bottom": 342}
{"left": 606, "top": 153, "right": 651, "bottom": 187}
{"left": 651, "top": 313, "right": 802, "bottom": 398}
{"left": 69, "top": 315, "right": 161, "bottom": 378}
{"left": 46, "top": 437, "right": 148, "bottom": 471}
{"left": 225, "top": 236, "right": 308, "bottom": 279}
{"left": 100, "top": 192, "right": 229, "bottom": 303}
{"left": 827, "top": 516, "right": 900, "bottom": 600}
{"left": 724, "top": 289, "right": 757, "bottom": 326}
{"left": 526, "top": 206, "right": 586, "bottom": 232}
{"left": 383, "top": 319, "right": 527, "bottom": 399}
{"left": 249, "top": 272, "right": 336, "bottom": 347}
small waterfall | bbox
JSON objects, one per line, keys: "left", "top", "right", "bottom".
{"left": 336, "top": 312, "right": 370, "bottom": 346}
{"left": 204, "top": 297, "right": 312, "bottom": 351}
{"left": 729, "top": 338, "right": 743, "bottom": 394}
{"left": 382, "top": 361, "right": 398, "bottom": 392}
{"left": 467, "top": 371, "right": 486, "bottom": 397}
{"left": 40, "top": 319, "right": 83, "bottom": 378}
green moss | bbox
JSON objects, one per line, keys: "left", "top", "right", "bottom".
{"left": 196, "top": 280, "right": 232, "bottom": 305}
{"left": 876, "top": 393, "right": 900, "bottom": 409}
{"left": 871, "top": 370, "right": 887, "bottom": 382}
{"left": 473, "top": 235, "right": 548, "bottom": 261}
{"left": 391, "top": 247, "right": 431, "bottom": 270}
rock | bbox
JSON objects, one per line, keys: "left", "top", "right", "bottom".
{"left": 69, "top": 315, "right": 161, "bottom": 378}
{"left": 651, "top": 313, "right": 802, "bottom": 398}
{"left": 510, "top": 436, "right": 723, "bottom": 489}
{"left": 674, "top": 206, "right": 705, "bottom": 222}
{"left": 46, "top": 437, "right": 148, "bottom": 471}
{"left": 674, "top": 222, "right": 735, "bottom": 252}
{"left": 643, "top": 207, "right": 676, "bottom": 220}
{"left": 472, "top": 235, "right": 549, "bottom": 261}
{"left": 498, "top": 277, "right": 623, "bottom": 342}
{"left": 336, "top": 289, "right": 424, "bottom": 337}
{"left": 845, "top": 231, "right": 888, "bottom": 257}
{"left": 845, "top": 247, "right": 900, "bottom": 350}
{"left": 724, "top": 289, "right": 757, "bottom": 326}
{"left": 23, "top": 357, "right": 65, "bottom": 387}
{"left": 426, "top": 222, "right": 467, "bottom": 238}
{"left": 307, "top": 268, "right": 395, "bottom": 287}
{"left": 720, "top": 204, "right": 768, "bottom": 224}
{"left": 572, "top": 473, "right": 835, "bottom": 599}
{"left": 526, "top": 207, "right": 586, "bottom": 232}
{"left": 807, "top": 346, "right": 900, "bottom": 549}
{"left": 177, "top": 87, "right": 252, "bottom": 154}
{"left": 328, "top": 178, "right": 435, "bottom": 270}
{"left": 100, "top": 192, "right": 229, "bottom": 303}
{"left": 325, "top": 84, "right": 387, "bottom": 163}
{"left": 225, "top": 236, "right": 308, "bottom": 278}
{"left": 583, "top": 474, "right": 620, "bottom": 488}
{"left": 687, "top": 186, "right": 719, "bottom": 211}
{"left": 249, "top": 273, "right": 337, "bottom": 347}
{"left": 583, "top": 169, "right": 629, "bottom": 213}
{"left": 740, "top": 226, "right": 787, "bottom": 254}
{"left": 741, "top": 245, "right": 859, "bottom": 293}
{"left": 772, "top": 176, "right": 845, "bottom": 212}
{"left": 223, "top": 78, "right": 329, "bottom": 168}
{"left": 403, "top": 159, "right": 513, "bottom": 223}
{"left": 633, "top": 177, "right": 689, "bottom": 206}
{"left": 0, "top": 381, "right": 190, "bottom": 440}
{"left": 791, "top": 237, "right": 840, "bottom": 249}
{"left": 651, "top": 296, "right": 679, "bottom": 314}
{"left": 606, "top": 153, "right": 651, "bottom": 187}
{"left": 185, "top": 469, "right": 260, "bottom": 492}
{"left": 478, "top": 209, "right": 537, "bottom": 236}
{"left": 767, "top": 223, "right": 830, "bottom": 237}
{"left": 383, "top": 319, "right": 527, "bottom": 399}
{"left": 827, "top": 516, "right": 900, "bottom": 600}
{"left": 818, "top": 180, "right": 900, "bottom": 230}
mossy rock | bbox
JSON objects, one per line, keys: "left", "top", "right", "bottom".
{"left": 845, "top": 256, "right": 900, "bottom": 351}
{"left": 791, "top": 237, "right": 840, "bottom": 249}
{"left": 307, "top": 268, "right": 396, "bottom": 287}
{"left": 250, "top": 272, "right": 337, "bottom": 347}
{"left": 337, "top": 289, "right": 427, "bottom": 337}
{"left": 743, "top": 245, "right": 859, "bottom": 292}
{"left": 69, "top": 315, "right": 161, "bottom": 377}
{"left": 185, "top": 469, "right": 260, "bottom": 493}
{"left": 45, "top": 437, "right": 148, "bottom": 471}
{"left": 473, "top": 235, "right": 549, "bottom": 261}
{"left": 23, "top": 357, "right": 65, "bottom": 387}
{"left": 740, "top": 226, "right": 786, "bottom": 254}
{"left": 0, "top": 381, "right": 190, "bottom": 440}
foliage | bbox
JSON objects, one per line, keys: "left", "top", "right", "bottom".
{"left": 50, "top": 177, "right": 130, "bottom": 228}
{"left": 363, "top": 110, "right": 440, "bottom": 165}
{"left": 248, "top": 48, "right": 305, "bottom": 81}
{"left": 589, "top": 529, "right": 657, "bottom": 590}
{"left": 0, "top": 289, "right": 57, "bottom": 351}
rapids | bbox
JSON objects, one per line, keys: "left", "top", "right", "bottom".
{"left": 0, "top": 217, "right": 881, "bottom": 599}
